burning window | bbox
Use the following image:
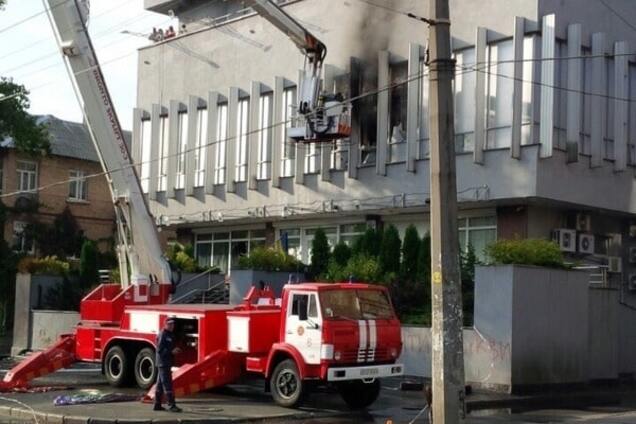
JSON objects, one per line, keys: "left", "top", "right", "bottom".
{"left": 351, "top": 58, "right": 377, "bottom": 166}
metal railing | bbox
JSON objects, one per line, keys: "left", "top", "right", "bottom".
{"left": 170, "top": 269, "right": 227, "bottom": 304}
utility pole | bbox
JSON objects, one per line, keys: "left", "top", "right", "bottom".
{"left": 427, "top": 0, "right": 466, "bottom": 422}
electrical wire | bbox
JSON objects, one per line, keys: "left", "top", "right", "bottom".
{"left": 0, "top": 0, "right": 72, "bottom": 35}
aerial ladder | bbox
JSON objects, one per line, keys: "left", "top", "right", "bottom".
{"left": 249, "top": 0, "right": 351, "bottom": 142}
{"left": 43, "top": 0, "right": 174, "bottom": 290}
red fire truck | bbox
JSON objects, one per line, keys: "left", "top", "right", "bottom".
{"left": 0, "top": 0, "right": 401, "bottom": 408}
{"left": 2, "top": 283, "right": 402, "bottom": 408}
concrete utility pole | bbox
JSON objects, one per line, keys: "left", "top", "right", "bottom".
{"left": 427, "top": 0, "right": 466, "bottom": 422}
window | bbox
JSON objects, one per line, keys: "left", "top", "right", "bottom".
{"left": 176, "top": 111, "right": 188, "bottom": 189}
{"left": 281, "top": 87, "right": 296, "bottom": 177}
{"left": 291, "top": 294, "right": 309, "bottom": 317}
{"left": 521, "top": 35, "right": 535, "bottom": 146}
{"left": 629, "top": 64, "right": 636, "bottom": 165}
{"left": 582, "top": 49, "right": 593, "bottom": 155}
{"left": 236, "top": 99, "right": 249, "bottom": 182}
{"left": 140, "top": 119, "right": 151, "bottom": 193}
{"left": 304, "top": 143, "right": 319, "bottom": 173}
{"left": 16, "top": 161, "right": 37, "bottom": 193}
{"left": 454, "top": 48, "right": 476, "bottom": 152}
{"left": 257, "top": 93, "right": 272, "bottom": 180}
{"left": 330, "top": 140, "right": 348, "bottom": 170}
{"left": 12, "top": 221, "right": 34, "bottom": 253}
{"left": 553, "top": 41, "right": 568, "bottom": 150}
{"left": 389, "top": 61, "right": 408, "bottom": 162}
{"left": 157, "top": 116, "right": 169, "bottom": 191}
{"left": 279, "top": 224, "right": 366, "bottom": 263}
{"left": 357, "top": 64, "right": 378, "bottom": 165}
{"left": 195, "top": 229, "right": 266, "bottom": 274}
{"left": 331, "top": 74, "right": 350, "bottom": 170}
{"left": 194, "top": 108, "right": 208, "bottom": 187}
{"left": 605, "top": 57, "right": 615, "bottom": 160}
{"left": 458, "top": 216, "right": 497, "bottom": 261}
{"left": 419, "top": 59, "right": 430, "bottom": 158}
{"left": 68, "top": 170, "right": 88, "bottom": 201}
{"left": 215, "top": 104, "right": 228, "bottom": 185}
{"left": 308, "top": 294, "right": 318, "bottom": 318}
{"left": 486, "top": 39, "right": 514, "bottom": 149}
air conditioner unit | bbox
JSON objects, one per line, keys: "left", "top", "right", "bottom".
{"left": 608, "top": 256, "right": 623, "bottom": 274}
{"left": 629, "top": 274, "right": 636, "bottom": 291}
{"left": 552, "top": 229, "right": 576, "bottom": 253}
{"left": 629, "top": 247, "right": 636, "bottom": 264}
{"left": 578, "top": 234, "right": 595, "bottom": 255}
{"left": 576, "top": 213, "right": 591, "bottom": 232}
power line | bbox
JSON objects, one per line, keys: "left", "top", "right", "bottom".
{"left": 0, "top": 0, "right": 131, "bottom": 62}
{"left": 0, "top": 0, "right": 72, "bottom": 35}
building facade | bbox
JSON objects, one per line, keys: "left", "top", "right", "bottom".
{"left": 0, "top": 115, "right": 117, "bottom": 254}
{"left": 135, "top": 0, "right": 636, "bottom": 290}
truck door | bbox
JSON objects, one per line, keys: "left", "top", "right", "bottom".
{"left": 285, "top": 292, "right": 322, "bottom": 365}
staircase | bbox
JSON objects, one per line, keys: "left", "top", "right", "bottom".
{"left": 182, "top": 283, "right": 229, "bottom": 304}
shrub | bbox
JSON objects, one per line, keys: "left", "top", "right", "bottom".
{"left": 461, "top": 244, "right": 479, "bottom": 326}
{"left": 167, "top": 242, "right": 199, "bottom": 272}
{"left": 345, "top": 254, "right": 382, "bottom": 283}
{"left": 416, "top": 233, "right": 431, "bottom": 284}
{"left": 237, "top": 245, "right": 303, "bottom": 272}
{"left": 379, "top": 225, "right": 401, "bottom": 276}
{"left": 331, "top": 241, "right": 352, "bottom": 267}
{"left": 79, "top": 240, "right": 99, "bottom": 289}
{"left": 400, "top": 225, "right": 420, "bottom": 281}
{"left": 17, "top": 256, "right": 69, "bottom": 276}
{"left": 310, "top": 228, "right": 330, "bottom": 277}
{"left": 324, "top": 254, "right": 382, "bottom": 283}
{"left": 485, "top": 239, "right": 565, "bottom": 268}
{"left": 43, "top": 276, "right": 83, "bottom": 311}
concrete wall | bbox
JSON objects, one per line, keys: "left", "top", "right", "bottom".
{"left": 29, "top": 311, "right": 80, "bottom": 351}
{"left": 399, "top": 265, "right": 636, "bottom": 392}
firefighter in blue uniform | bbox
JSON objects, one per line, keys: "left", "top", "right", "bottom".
{"left": 153, "top": 317, "right": 182, "bottom": 412}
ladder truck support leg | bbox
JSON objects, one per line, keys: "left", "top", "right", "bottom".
{"left": 0, "top": 335, "right": 77, "bottom": 391}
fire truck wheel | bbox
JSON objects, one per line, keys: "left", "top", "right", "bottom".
{"left": 337, "top": 379, "right": 381, "bottom": 409}
{"left": 134, "top": 347, "right": 157, "bottom": 389}
{"left": 270, "top": 359, "right": 306, "bottom": 408}
{"left": 104, "top": 345, "right": 131, "bottom": 387}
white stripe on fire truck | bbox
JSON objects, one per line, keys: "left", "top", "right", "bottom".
{"left": 358, "top": 320, "right": 367, "bottom": 362}
{"left": 368, "top": 320, "right": 377, "bottom": 362}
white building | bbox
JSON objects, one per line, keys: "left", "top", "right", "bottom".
{"left": 133, "top": 0, "right": 636, "bottom": 292}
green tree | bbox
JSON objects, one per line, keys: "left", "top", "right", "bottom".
{"left": 79, "top": 240, "right": 99, "bottom": 289}
{"left": 416, "top": 233, "right": 431, "bottom": 284}
{"left": 0, "top": 78, "right": 49, "bottom": 156}
{"left": 379, "top": 225, "right": 401, "bottom": 277}
{"left": 400, "top": 225, "right": 420, "bottom": 281}
{"left": 460, "top": 244, "right": 479, "bottom": 326}
{"left": 352, "top": 227, "right": 381, "bottom": 257}
{"left": 29, "top": 207, "right": 85, "bottom": 258}
{"left": 310, "top": 228, "right": 330, "bottom": 277}
{"left": 0, "top": 202, "right": 19, "bottom": 333}
{"left": 331, "top": 241, "right": 352, "bottom": 267}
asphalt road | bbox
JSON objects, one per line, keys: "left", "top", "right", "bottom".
{"left": 3, "top": 356, "right": 636, "bottom": 423}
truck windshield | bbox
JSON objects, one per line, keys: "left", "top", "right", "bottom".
{"left": 319, "top": 289, "right": 395, "bottom": 320}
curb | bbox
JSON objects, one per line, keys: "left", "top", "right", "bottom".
{"left": 0, "top": 405, "right": 349, "bottom": 424}
{"left": 465, "top": 392, "right": 621, "bottom": 413}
